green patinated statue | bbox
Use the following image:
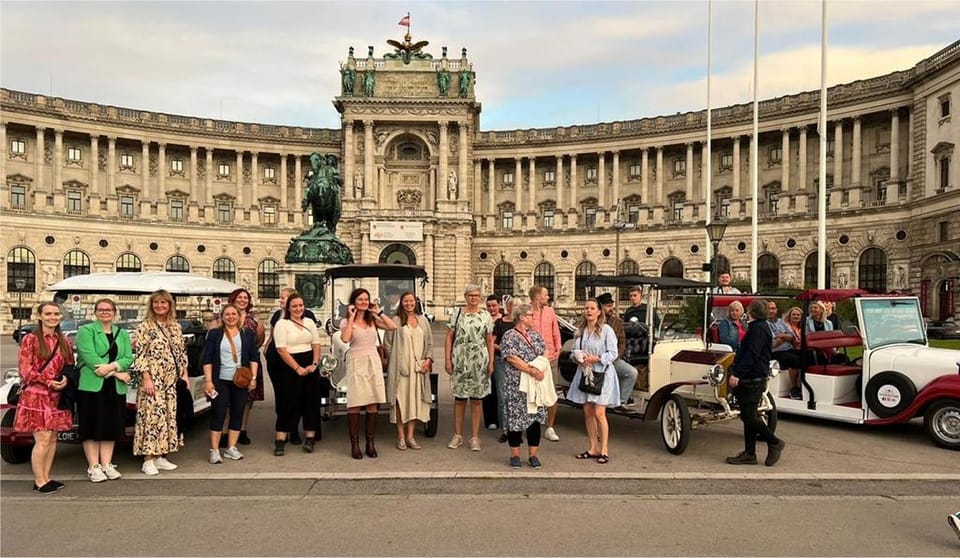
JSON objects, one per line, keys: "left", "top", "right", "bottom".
{"left": 363, "top": 69, "right": 376, "bottom": 97}
{"left": 437, "top": 68, "right": 451, "bottom": 97}
{"left": 286, "top": 152, "right": 353, "bottom": 264}
{"left": 458, "top": 69, "right": 472, "bottom": 98}
{"left": 341, "top": 67, "right": 356, "bottom": 96}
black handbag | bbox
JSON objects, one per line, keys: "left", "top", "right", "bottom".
{"left": 576, "top": 334, "right": 607, "bottom": 396}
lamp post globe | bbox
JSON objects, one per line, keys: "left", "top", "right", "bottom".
{"left": 705, "top": 220, "right": 727, "bottom": 285}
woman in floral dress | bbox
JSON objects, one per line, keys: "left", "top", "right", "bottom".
{"left": 227, "top": 288, "right": 263, "bottom": 445}
{"left": 134, "top": 290, "right": 188, "bottom": 476}
{"left": 16, "top": 302, "right": 74, "bottom": 493}
{"left": 500, "top": 303, "right": 548, "bottom": 469}
{"left": 444, "top": 284, "right": 494, "bottom": 452}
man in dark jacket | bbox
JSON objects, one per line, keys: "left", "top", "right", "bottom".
{"left": 726, "top": 298, "right": 786, "bottom": 466}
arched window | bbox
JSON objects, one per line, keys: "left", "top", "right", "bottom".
{"left": 858, "top": 247, "right": 887, "bottom": 292}
{"left": 493, "top": 263, "right": 514, "bottom": 298}
{"left": 379, "top": 243, "right": 417, "bottom": 265}
{"left": 116, "top": 253, "right": 142, "bottom": 273}
{"left": 258, "top": 259, "right": 280, "bottom": 300}
{"left": 618, "top": 258, "right": 640, "bottom": 302}
{"left": 212, "top": 257, "right": 236, "bottom": 283}
{"left": 715, "top": 254, "right": 731, "bottom": 275}
{"left": 803, "top": 252, "right": 832, "bottom": 289}
{"left": 62, "top": 249, "right": 91, "bottom": 279}
{"left": 7, "top": 246, "right": 36, "bottom": 292}
{"left": 575, "top": 261, "right": 596, "bottom": 302}
{"left": 758, "top": 254, "right": 780, "bottom": 291}
{"left": 532, "top": 262, "right": 555, "bottom": 299}
{"left": 661, "top": 257, "right": 683, "bottom": 279}
{"left": 165, "top": 255, "right": 190, "bottom": 273}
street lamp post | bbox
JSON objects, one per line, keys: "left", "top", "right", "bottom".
{"left": 705, "top": 219, "right": 727, "bottom": 286}
{"left": 14, "top": 278, "right": 26, "bottom": 330}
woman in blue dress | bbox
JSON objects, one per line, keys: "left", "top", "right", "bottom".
{"left": 500, "top": 303, "right": 548, "bottom": 469}
{"left": 566, "top": 298, "right": 619, "bottom": 464}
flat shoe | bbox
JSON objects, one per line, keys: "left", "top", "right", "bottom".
{"left": 396, "top": 439, "right": 407, "bottom": 450}
{"left": 576, "top": 451, "right": 600, "bottom": 460}
{"left": 597, "top": 454, "right": 609, "bottom": 464}
{"left": 406, "top": 438, "right": 421, "bottom": 450}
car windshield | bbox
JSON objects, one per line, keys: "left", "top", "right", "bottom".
{"left": 858, "top": 298, "right": 927, "bottom": 349}
{"left": 653, "top": 292, "right": 702, "bottom": 340}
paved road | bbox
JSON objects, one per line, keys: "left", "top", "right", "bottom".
{"left": 3, "top": 329, "right": 960, "bottom": 556}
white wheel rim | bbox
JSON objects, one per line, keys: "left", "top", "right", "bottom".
{"left": 933, "top": 407, "right": 960, "bottom": 443}
{"left": 662, "top": 400, "right": 681, "bottom": 448}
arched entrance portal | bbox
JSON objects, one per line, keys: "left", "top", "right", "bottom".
{"left": 379, "top": 243, "right": 417, "bottom": 265}
{"left": 384, "top": 134, "right": 431, "bottom": 210}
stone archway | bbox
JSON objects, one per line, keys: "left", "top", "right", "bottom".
{"left": 379, "top": 243, "right": 417, "bottom": 265}
{"left": 384, "top": 134, "right": 431, "bottom": 210}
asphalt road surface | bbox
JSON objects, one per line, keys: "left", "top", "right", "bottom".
{"left": 2, "top": 330, "right": 959, "bottom": 556}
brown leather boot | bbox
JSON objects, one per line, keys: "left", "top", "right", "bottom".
{"left": 365, "top": 411, "right": 378, "bottom": 458}
{"left": 348, "top": 413, "right": 362, "bottom": 460}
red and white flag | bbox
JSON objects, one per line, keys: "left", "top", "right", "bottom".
{"left": 398, "top": 15, "right": 410, "bottom": 26}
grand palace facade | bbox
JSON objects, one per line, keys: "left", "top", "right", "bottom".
{"left": 1, "top": 38, "right": 958, "bottom": 328}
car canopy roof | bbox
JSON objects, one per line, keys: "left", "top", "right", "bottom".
{"left": 47, "top": 272, "right": 241, "bottom": 300}
{"left": 323, "top": 264, "right": 428, "bottom": 280}
{"left": 586, "top": 274, "right": 712, "bottom": 290}
{"left": 796, "top": 288, "right": 871, "bottom": 302}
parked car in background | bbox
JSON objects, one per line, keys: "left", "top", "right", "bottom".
{"left": 927, "top": 319, "right": 960, "bottom": 340}
{"left": 11, "top": 323, "right": 37, "bottom": 344}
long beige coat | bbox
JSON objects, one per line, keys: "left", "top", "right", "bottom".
{"left": 382, "top": 314, "right": 433, "bottom": 424}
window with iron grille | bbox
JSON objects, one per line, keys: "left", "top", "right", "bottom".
{"left": 533, "top": 262, "right": 555, "bottom": 299}
{"left": 493, "top": 263, "right": 515, "bottom": 298}
{"left": 7, "top": 247, "right": 36, "bottom": 292}
{"left": 858, "top": 248, "right": 887, "bottom": 292}
{"left": 116, "top": 253, "right": 142, "bottom": 273}
{"left": 258, "top": 259, "right": 280, "bottom": 300}
{"left": 758, "top": 254, "right": 780, "bottom": 290}
{"left": 63, "top": 249, "right": 91, "bottom": 279}
{"left": 212, "top": 257, "right": 236, "bottom": 282}
{"left": 575, "top": 261, "right": 596, "bottom": 302}
{"left": 165, "top": 255, "right": 190, "bottom": 272}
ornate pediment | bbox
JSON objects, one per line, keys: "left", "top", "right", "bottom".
{"left": 931, "top": 141, "right": 955, "bottom": 155}
{"left": 63, "top": 179, "right": 88, "bottom": 190}
{"left": 212, "top": 192, "right": 236, "bottom": 202}
{"left": 6, "top": 173, "right": 33, "bottom": 185}
{"left": 165, "top": 188, "right": 190, "bottom": 199}
{"left": 116, "top": 184, "right": 140, "bottom": 195}
{"left": 257, "top": 195, "right": 280, "bottom": 206}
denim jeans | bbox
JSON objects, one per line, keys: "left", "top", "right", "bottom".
{"left": 612, "top": 358, "right": 638, "bottom": 405}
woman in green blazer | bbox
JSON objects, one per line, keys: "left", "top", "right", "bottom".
{"left": 75, "top": 298, "right": 134, "bottom": 483}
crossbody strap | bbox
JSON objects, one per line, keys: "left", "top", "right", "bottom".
{"left": 224, "top": 330, "right": 241, "bottom": 365}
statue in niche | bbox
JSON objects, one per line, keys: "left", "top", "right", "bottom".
{"left": 425, "top": 130, "right": 438, "bottom": 147}
{"left": 376, "top": 129, "right": 390, "bottom": 150}
{"left": 447, "top": 170, "right": 458, "bottom": 199}
{"left": 437, "top": 68, "right": 451, "bottom": 96}
{"left": 354, "top": 170, "right": 364, "bottom": 197}
{"left": 363, "top": 69, "right": 376, "bottom": 97}
{"left": 340, "top": 66, "right": 356, "bottom": 96}
{"left": 895, "top": 266, "right": 906, "bottom": 289}
{"left": 458, "top": 69, "right": 472, "bottom": 98}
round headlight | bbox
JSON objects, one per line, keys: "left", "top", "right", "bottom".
{"left": 3, "top": 368, "right": 20, "bottom": 384}
{"left": 318, "top": 353, "right": 339, "bottom": 376}
{"left": 706, "top": 364, "right": 725, "bottom": 386}
{"left": 767, "top": 359, "right": 781, "bottom": 377}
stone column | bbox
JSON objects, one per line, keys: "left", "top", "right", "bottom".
{"left": 700, "top": 142, "right": 708, "bottom": 202}
{"left": 611, "top": 151, "right": 620, "bottom": 209}
{"left": 890, "top": 109, "right": 900, "bottom": 181}
{"left": 344, "top": 119, "right": 354, "bottom": 199}
{"left": 569, "top": 154, "right": 578, "bottom": 229}
{"left": 107, "top": 136, "right": 117, "bottom": 196}
{"left": 189, "top": 146, "right": 198, "bottom": 202}
{"left": 294, "top": 154, "right": 303, "bottom": 224}
{"left": 280, "top": 152, "right": 288, "bottom": 209}
{"left": 487, "top": 158, "right": 495, "bottom": 228}
{"left": 236, "top": 151, "right": 244, "bottom": 208}
{"left": 0, "top": 121, "right": 5, "bottom": 187}
{"left": 655, "top": 146, "right": 664, "bottom": 205}
{"left": 732, "top": 136, "right": 741, "bottom": 198}
{"left": 851, "top": 117, "right": 862, "bottom": 188}
{"left": 781, "top": 128, "right": 790, "bottom": 192}
{"left": 514, "top": 157, "right": 522, "bottom": 213}
{"left": 363, "top": 120, "right": 374, "bottom": 201}
{"left": 640, "top": 148, "right": 649, "bottom": 204}
{"left": 685, "top": 142, "right": 694, "bottom": 200}
{"left": 205, "top": 148, "right": 213, "bottom": 206}
{"left": 438, "top": 121, "right": 449, "bottom": 204}
{"left": 458, "top": 123, "right": 468, "bottom": 201}
{"left": 89, "top": 135, "right": 99, "bottom": 198}
{"left": 157, "top": 142, "right": 166, "bottom": 198}
{"left": 798, "top": 127, "right": 807, "bottom": 191}
{"left": 53, "top": 129, "right": 63, "bottom": 193}
{"left": 473, "top": 158, "right": 481, "bottom": 214}
{"left": 555, "top": 155, "right": 564, "bottom": 210}
{"left": 528, "top": 157, "right": 537, "bottom": 217}
{"left": 142, "top": 141, "right": 151, "bottom": 199}
{"left": 597, "top": 152, "right": 606, "bottom": 209}
{"left": 250, "top": 152, "right": 259, "bottom": 205}
{"left": 34, "top": 128, "right": 45, "bottom": 193}
{"left": 833, "top": 121, "right": 843, "bottom": 189}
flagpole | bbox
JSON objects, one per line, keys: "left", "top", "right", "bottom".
{"left": 817, "top": 0, "right": 828, "bottom": 289}
{"left": 750, "top": 0, "right": 759, "bottom": 293}
{"left": 705, "top": 0, "right": 714, "bottom": 284}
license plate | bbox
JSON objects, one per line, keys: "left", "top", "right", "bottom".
{"left": 57, "top": 431, "right": 78, "bottom": 442}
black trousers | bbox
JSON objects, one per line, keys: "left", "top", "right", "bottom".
{"left": 273, "top": 351, "right": 328, "bottom": 435}
{"left": 507, "top": 421, "right": 542, "bottom": 448}
{"left": 210, "top": 379, "right": 248, "bottom": 432}
{"left": 736, "top": 381, "right": 779, "bottom": 455}
{"left": 482, "top": 373, "right": 499, "bottom": 427}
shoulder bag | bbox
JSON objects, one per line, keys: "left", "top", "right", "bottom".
{"left": 576, "top": 332, "right": 607, "bottom": 396}
{"left": 225, "top": 331, "right": 254, "bottom": 389}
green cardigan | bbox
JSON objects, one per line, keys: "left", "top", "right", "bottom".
{"left": 76, "top": 322, "right": 134, "bottom": 394}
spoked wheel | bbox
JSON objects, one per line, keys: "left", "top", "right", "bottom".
{"left": 660, "top": 394, "right": 691, "bottom": 455}
{"left": 924, "top": 399, "right": 960, "bottom": 450}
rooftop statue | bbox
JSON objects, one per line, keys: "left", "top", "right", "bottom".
{"left": 340, "top": 66, "right": 355, "bottom": 96}
{"left": 363, "top": 69, "right": 376, "bottom": 97}
{"left": 458, "top": 69, "right": 472, "bottom": 98}
{"left": 385, "top": 33, "right": 432, "bottom": 65}
{"left": 437, "top": 68, "right": 451, "bottom": 97}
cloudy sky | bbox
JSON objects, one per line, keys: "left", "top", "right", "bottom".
{"left": 2, "top": 1, "right": 958, "bottom": 131}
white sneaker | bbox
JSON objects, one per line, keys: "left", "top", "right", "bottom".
{"left": 209, "top": 449, "right": 223, "bottom": 464}
{"left": 948, "top": 513, "right": 960, "bottom": 542}
{"left": 141, "top": 460, "right": 159, "bottom": 476}
{"left": 87, "top": 465, "right": 107, "bottom": 483}
{"left": 447, "top": 433, "right": 463, "bottom": 449}
{"left": 102, "top": 463, "right": 121, "bottom": 480}
{"left": 154, "top": 456, "right": 178, "bottom": 470}
{"left": 469, "top": 437, "right": 482, "bottom": 452}
{"left": 223, "top": 446, "right": 244, "bottom": 460}
{"left": 544, "top": 427, "right": 560, "bottom": 442}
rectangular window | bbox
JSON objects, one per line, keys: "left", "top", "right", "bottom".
{"left": 941, "top": 95, "right": 951, "bottom": 119}
{"left": 543, "top": 169, "right": 555, "bottom": 183}
{"left": 264, "top": 166, "right": 275, "bottom": 180}
{"left": 585, "top": 167, "right": 598, "bottom": 180}
{"left": 170, "top": 199, "right": 184, "bottom": 221}
{"left": 10, "top": 185, "right": 26, "bottom": 208}
{"left": 629, "top": 162, "right": 641, "bottom": 178}
{"left": 218, "top": 163, "right": 230, "bottom": 177}
{"left": 542, "top": 208, "right": 554, "bottom": 229}
{"left": 503, "top": 171, "right": 513, "bottom": 185}
{"left": 768, "top": 193, "right": 780, "bottom": 216}
{"left": 672, "top": 202, "right": 684, "bottom": 222}
{"left": 67, "top": 147, "right": 82, "bottom": 162}
{"left": 170, "top": 158, "right": 184, "bottom": 173}
{"left": 501, "top": 211, "right": 513, "bottom": 230}
{"left": 263, "top": 206, "right": 277, "bottom": 225}
{"left": 719, "top": 197, "right": 731, "bottom": 218}
{"left": 10, "top": 139, "right": 26, "bottom": 155}
{"left": 584, "top": 207, "right": 597, "bottom": 228}
{"left": 67, "top": 190, "right": 82, "bottom": 213}
{"left": 769, "top": 146, "right": 782, "bottom": 164}
{"left": 940, "top": 157, "right": 950, "bottom": 191}
{"left": 674, "top": 159, "right": 686, "bottom": 175}
{"left": 218, "top": 203, "right": 232, "bottom": 223}
{"left": 720, "top": 153, "right": 733, "bottom": 168}
{"left": 627, "top": 204, "right": 640, "bottom": 224}
{"left": 120, "top": 195, "right": 135, "bottom": 217}
{"left": 119, "top": 153, "right": 134, "bottom": 169}
{"left": 940, "top": 221, "right": 949, "bottom": 243}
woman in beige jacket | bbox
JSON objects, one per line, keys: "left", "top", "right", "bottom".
{"left": 382, "top": 292, "right": 433, "bottom": 450}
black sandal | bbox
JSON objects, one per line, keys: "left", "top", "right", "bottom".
{"left": 576, "top": 451, "right": 600, "bottom": 459}
{"left": 597, "top": 454, "right": 609, "bottom": 464}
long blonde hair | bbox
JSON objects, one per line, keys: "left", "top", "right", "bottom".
{"left": 145, "top": 290, "right": 177, "bottom": 323}
{"left": 575, "top": 298, "right": 606, "bottom": 338}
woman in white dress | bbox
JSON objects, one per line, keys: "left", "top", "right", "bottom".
{"left": 382, "top": 292, "right": 433, "bottom": 450}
